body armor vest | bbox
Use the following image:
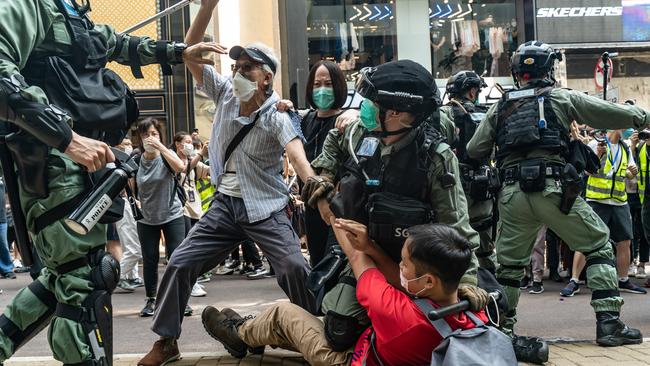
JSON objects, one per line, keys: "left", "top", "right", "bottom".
{"left": 329, "top": 122, "right": 442, "bottom": 262}
{"left": 495, "top": 87, "right": 569, "bottom": 167}
{"left": 450, "top": 100, "right": 488, "bottom": 167}
{"left": 449, "top": 101, "right": 497, "bottom": 201}
{"left": 330, "top": 122, "right": 443, "bottom": 224}
{"left": 22, "top": 0, "right": 138, "bottom": 146}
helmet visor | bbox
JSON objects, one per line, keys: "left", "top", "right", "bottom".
{"left": 355, "top": 67, "right": 378, "bottom": 100}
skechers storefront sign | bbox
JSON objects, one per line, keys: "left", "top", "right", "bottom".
{"left": 536, "top": 0, "right": 650, "bottom": 44}
{"left": 537, "top": 7, "right": 622, "bottom": 17}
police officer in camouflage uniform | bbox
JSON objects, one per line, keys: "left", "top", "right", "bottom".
{"left": 467, "top": 40, "right": 647, "bottom": 363}
{"left": 302, "top": 59, "right": 489, "bottom": 352}
{"left": 440, "top": 71, "right": 498, "bottom": 271}
{"left": 0, "top": 0, "right": 215, "bottom": 364}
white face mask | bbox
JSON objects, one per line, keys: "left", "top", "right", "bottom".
{"left": 400, "top": 269, "right": 427, "bottom": 297}
{"left": 123, "top": 146, "right": 133, "bottom": 155}
{"left": 232, "top": 72, "right": 258, "bottom": 102}
{"left": 182, "top": 143, "right": 194, "bottom": 156}
{"left": 143, "top": 145, "right": 156, "bottom": 153}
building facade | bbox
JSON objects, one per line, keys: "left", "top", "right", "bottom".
{"left": 102, "top": 0, "right": 650, "bottom": 144}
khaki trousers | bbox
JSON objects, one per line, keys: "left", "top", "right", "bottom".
{"left": 239, "top": 302, "right": 353, "bottom": 366}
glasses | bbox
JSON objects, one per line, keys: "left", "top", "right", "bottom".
{"left": 231, "top": 62, "right": 263, "bottom": 75}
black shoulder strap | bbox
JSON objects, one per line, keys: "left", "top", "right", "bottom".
{"left": 420, "top": 120, "right": 445, "bottom": 156}
{"left": 160, "top": 154, "right": 181, "bottom": 207}
{"left": 414, "top": 298, "right": 454, "bottom": 338}
{"left": 128, "top": 36, "right": 144, "bottom": 79}
{"left": 160, "top": 153, "right": 175, "bottom": 175}
{"left": 223, "top": 112, "right": 262, "bottom": 165}
{"left": 536, "top": 86, "right": 555, "bottom": 97}
{"left": 155, "top": 41, "right": 173, "bottom": 76}
{"left": 180, "top": 158, "right": 191, "bottom": 187}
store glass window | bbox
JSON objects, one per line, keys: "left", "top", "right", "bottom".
{"left": 429, "top": 0, "right": 517, "bottom": 79}
{"left": 307, "top": 0, "right": 398, "bottom": 82}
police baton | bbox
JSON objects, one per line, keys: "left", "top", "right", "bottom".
{"left": 122, "top": 0, "right": 200, "bottom": 34}
{"left": 427, "top": 291, "right": 501, "bottom": 320}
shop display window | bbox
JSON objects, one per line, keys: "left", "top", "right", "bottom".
{"left": 429, "top": 0, "right": 517, "bottom": 79}
{"left": 307, "top": 0, "right": 398, "bottom": 81}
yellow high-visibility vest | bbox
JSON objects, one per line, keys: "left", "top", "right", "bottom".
{"left": 586, "top": 142, "right": 628, "bottom": 202}
{"left": 639, "top": 143, "right": 649, "bottom": 203}
{"left": 197, "top": 178, "right": 215, "bottom": 213}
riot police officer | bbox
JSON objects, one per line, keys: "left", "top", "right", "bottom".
{"left": 0, "top": 0, "right": 214, "bottom": 364}
{"left": 302, "top": 59, "right": 488, "bottom": 352}
{"left": 440, "top": 71, "right": 498, "bottom": 271}
{"left": 467, "top": 40, "right": 648, "bottom": 363}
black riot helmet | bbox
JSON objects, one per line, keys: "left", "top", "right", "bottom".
{"left": 446, "top": 71, "right": 487, "bottom": 100}
{"left": 356, "top": 60, "right": 441, "bottom": 131}
{"left": 510, "top": 41, "right": 562, "bottom": 87}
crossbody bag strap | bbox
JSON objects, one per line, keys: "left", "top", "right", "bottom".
{"left": 160, "top": 155, "right": 181, "bottom": 207}
{"left": 414, "top": 298, "right": 454, "bottom": 338}
{"left": 222, "top": 111, "right": 262, "bottom": 166}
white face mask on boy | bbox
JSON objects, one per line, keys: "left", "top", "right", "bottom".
{"left": 399, "top": 269, "right": 428, "bottom": 297}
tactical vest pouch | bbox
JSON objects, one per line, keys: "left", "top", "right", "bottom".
{"left": 367, "top": 192, "right": 433, "bottom": 262}
{"left": 25, "top": 56, "right": 138, "bottom": 146}
{"left": 464, "top": 165, "right": 500, "bottom": 201}
{"left": 330, "top": 173, "right": 368, "bottom": 224}
{"left": 519, "top": 160, "right": 546, "bottom": 193}
{"left": 505, "top": 123, "right": 540, "bottom": 149}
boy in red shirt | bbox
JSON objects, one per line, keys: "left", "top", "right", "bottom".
{"left": 201, "top": 221, "right": 488, "bottom": 366}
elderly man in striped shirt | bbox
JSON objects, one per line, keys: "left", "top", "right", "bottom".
{"left": 138, "top": 2, "right": 318, "bottom": 365}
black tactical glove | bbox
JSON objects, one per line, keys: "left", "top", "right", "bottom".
{"left": 458, "top": 284, "right": 490, "bottom": 312}
{"left": 301, "top": 174, "right": 336, "bottom": 208}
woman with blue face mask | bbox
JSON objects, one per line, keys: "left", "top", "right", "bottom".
{"left": 301, "top": 61, "right": 348, "bottom": 266}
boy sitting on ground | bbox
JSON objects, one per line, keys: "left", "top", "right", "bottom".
{"left": 201, "top": 221, "right": 490, "bottom": 365}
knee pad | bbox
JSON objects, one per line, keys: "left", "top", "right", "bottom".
{"left": 56, "top": 290, "right": 113, "bottom": 366}
{"left": 90, "top": 251, "right": 120, "bottom": 294}
{"left": 0, "top": 280, "right": 56, "bottom": 353}
{"left": 324, "top": 311, "right": 361, "bottom": 352}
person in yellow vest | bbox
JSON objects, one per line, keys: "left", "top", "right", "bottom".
{"left": 561, "top": 129, "right": 646, "bottom": 297}
{"left": 636, "top": 130, "right": 650, "bottom": 287}
{"left": 193, "top": 138, "right": 216, "bottom": 213}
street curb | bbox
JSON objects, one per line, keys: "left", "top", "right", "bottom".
{"left": 6, "top": 340, "right": 650, "bottom": 365}
{"left": 5, "top": 351, "right": 304, "bottom": 365}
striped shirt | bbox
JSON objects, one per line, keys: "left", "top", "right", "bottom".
{"left": 199, "top": 65, "right": 300, "bottom": 222}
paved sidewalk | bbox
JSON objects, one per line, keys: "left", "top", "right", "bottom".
{"left": 5, "top": 341, "right": 650, "bottom": 366}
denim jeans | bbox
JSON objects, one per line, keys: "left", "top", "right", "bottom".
{"left": 0, "top": 223, "right": 13, "bottom": 274}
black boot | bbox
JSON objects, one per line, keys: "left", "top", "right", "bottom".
{"left": 596, "top": 312, "right": 642, "bottom": 347}
{"left": 512, "top": 335, "right": 549, "bottom": 364}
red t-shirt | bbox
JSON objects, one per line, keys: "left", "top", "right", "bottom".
{"left": 350, "top": 268, "right": 488, "bottom": 366}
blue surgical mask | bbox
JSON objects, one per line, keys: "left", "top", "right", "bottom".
{"left": 360, "top": 98, "right": 379, "bottom": 131}
{"left": 622, "top": 128, "right": 634, "bottom": 140}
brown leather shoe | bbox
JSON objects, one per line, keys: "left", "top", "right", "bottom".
{"left": 137, "top": 338, "right": 180, "bottom": 366}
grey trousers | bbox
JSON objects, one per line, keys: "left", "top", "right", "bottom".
{"left": 151, "top": 193, "right": 315, "bottom": 338}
